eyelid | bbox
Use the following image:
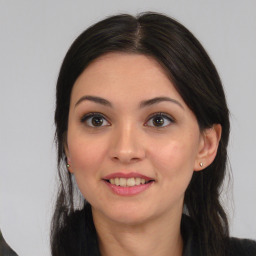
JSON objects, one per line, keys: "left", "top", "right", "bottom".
{"left": 80, "top": 112, "right": 174, "bottom": 128}
{"left": 144, "top": 112, "right": 175, "bottom": 127}
{"left": 80, "top": 112, "right": 111, "bottom": 126}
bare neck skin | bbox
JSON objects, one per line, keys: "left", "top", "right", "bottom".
{"left": 92, "top": 205, "right": 183, "bottom": 256}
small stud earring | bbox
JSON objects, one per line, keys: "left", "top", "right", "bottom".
{"left": 199, "top": 162, "right": 203, "bottom": 167}
{"left": 66, "top": 164, "right": 70, "bottom": 168}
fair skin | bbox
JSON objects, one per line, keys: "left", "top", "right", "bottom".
{"left": 65, "top": 53, "right": 221, "bottom": 256}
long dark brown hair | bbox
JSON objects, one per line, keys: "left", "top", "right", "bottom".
{"left": 52, "top": 12, "right": 230, "bottom": 256}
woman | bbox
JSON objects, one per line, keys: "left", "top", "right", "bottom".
{"left": 51, "top": 12, "right": 256, "bottom": 256}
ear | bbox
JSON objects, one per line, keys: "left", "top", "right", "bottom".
{"left": 64, "top": 134, "right": 73, "bottom": 173}
{"left": 194, "top": 124, "right": 222, "bottom": 171}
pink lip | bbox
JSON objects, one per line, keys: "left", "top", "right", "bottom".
{"left": 103, "top": 180, "right": 154, "bottom": 196}
{"left": 102, "top": 172, "right": 155, "bottom": 196}
{"left": 103, "top": 172, "right": 153, "bottom": 181}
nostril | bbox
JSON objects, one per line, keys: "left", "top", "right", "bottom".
{"left": 111, "top": 155, "right": 142, "bottom": 163}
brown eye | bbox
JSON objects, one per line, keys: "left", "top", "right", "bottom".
{"left": 91, "top": 116, "right": 104, "bottom": 126}
{"left": 81, "top": 113, "right": 110, "bottom": 127}
{"left": 153, "top": 116, "right": 165, "bottom": 126}
{"left": 145, "top": 113, "right": 174, "bottom": 128}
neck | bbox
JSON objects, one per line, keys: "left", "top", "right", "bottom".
{"left": 92, "top": 209, "right": 183, "bottom": 256}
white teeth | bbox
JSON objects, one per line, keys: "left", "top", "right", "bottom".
{"left": 127, "top": 178, "right": 135, "bottom": 186}
{"left": 108, "top": 177, "right": 151, "bottom": 187}
{"left": 135, "top": 177, "right": 141, "bottom": 185}
{"left": 120, "top": 178, "right": 127, "bottom": 187}
{"left": 114, "top": 177, "right": 120, "bottom": 186}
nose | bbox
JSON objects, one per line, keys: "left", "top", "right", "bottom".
{"left": 109, "top": 122, "right": 146, "bottom": 164}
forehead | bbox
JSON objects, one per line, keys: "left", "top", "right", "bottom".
{"left": 70, "top": 52, "right": 184, "bottom": 106}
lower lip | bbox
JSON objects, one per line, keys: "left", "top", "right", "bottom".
{"left": 103, "top": 180, "right": 153, "bottom": 196}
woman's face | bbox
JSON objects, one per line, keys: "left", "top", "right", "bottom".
{"left": 66, "top": 53, "right": 205, "bottom": 225}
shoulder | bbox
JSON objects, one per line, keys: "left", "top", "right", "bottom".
{"left": 181, "top": 214, "right": 256, "bottom": 256}
{"left": 229, "top": 237, "right": 256, "bottom": 256}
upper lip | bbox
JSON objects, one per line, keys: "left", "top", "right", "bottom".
{"left": 102, "top": 172, "right": 154, "bottom": 181}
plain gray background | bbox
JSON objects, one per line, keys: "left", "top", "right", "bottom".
{"left": 0, "top": 0, "right": 255, "bottom": 255}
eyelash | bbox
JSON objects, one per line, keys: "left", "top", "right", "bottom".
{"left": 145, "top": 112, "right": 174, "bottom": 128}
{"left": 80, "top": 112, "right": 110, "bottom": 127}
{"left": 80, "top": 112, "right": 174, "bottom": 128}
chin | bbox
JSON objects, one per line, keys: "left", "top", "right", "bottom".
{"left": 120, "top": 206, "right": 163, "bottom": 226}
{"left": 94, "top": 203, "right": 153, "bottom": 226}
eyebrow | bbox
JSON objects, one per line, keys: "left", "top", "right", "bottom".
{"left": 140, "top": 97, "right": 184, "bottom": 109}
{"left": 75, "top": 95, "right": 184, "bottom": 109}
{"left": 75, "top": 95, "right": 112, "bottom": 108}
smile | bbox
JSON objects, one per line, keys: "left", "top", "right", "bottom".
{"left": 107, "top": 177, "right": 151, "bottom": 187}
{"left": 102, "top": 172, "right": 155, "bottom": 196}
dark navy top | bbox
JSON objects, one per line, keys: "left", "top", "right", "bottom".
{"left": 55, "top": 206, "right": 256, "bottom": 256}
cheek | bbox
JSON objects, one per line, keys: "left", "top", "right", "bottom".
{"left": 67, "top": 134, "right": 108, "bottom": 177}
{"left": 148, "top": 133, "right": 199, "bottom": 179}
{"left": 67, "top": 135, "right": 109, "bottom": 201}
